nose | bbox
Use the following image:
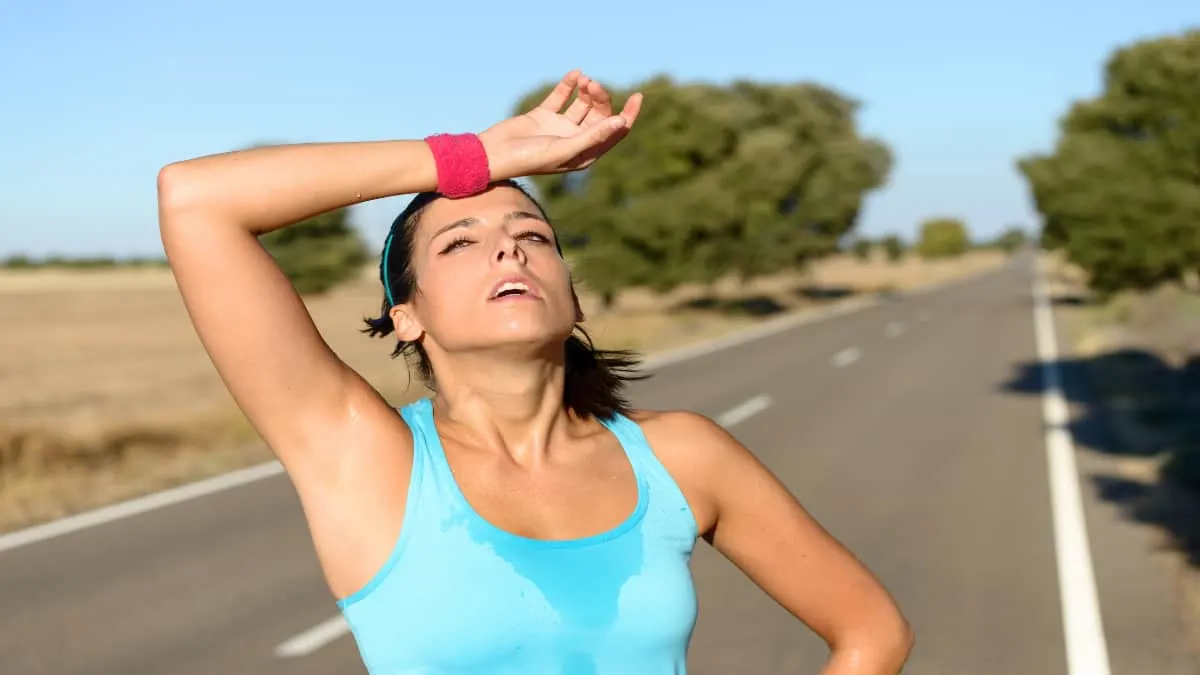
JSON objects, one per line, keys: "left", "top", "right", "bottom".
{"left": 493, "top": 233, "right": 527, "bottom": 265}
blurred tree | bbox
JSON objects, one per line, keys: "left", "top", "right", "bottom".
{"left": 512, "top": 75, "right": 893, "bottom": 305}
{"left": 852, "top": 238, "right": 872, "bottom": 262}
{"left": 993, "top": 227, "right": 1028, "bottom": 255}
{"left": 1018, "top": 29, "right": 1200, "bottom": 296}
{"left": 882, "top": 234, "right": 904, "bottom": 263}
{"left": 916, "top": 218, "right": 970, "bottom": 259}
{"left": 259, "top": 206, "right": 369, "bottom": 295}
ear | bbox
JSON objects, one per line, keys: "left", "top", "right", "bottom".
{"left": 388, "top": 305, "right": 425, "bottom": 342}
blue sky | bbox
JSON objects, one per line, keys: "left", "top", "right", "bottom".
{"left": 1, "top": 1, "right": 1195, "bottom": 257}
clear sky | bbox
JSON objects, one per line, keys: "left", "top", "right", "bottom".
{"left": 1, "top": 1, "right": 1195, "bottom": 257}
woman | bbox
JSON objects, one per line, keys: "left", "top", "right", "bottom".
{"left": 158, "top": 70, "right": 913, "bottom": 674}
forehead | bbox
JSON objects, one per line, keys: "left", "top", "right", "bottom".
{"left": 416, "top": 185, "right": 545, "bottom": 239}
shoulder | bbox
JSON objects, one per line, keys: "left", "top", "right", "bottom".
{"left": 625, "top": 408, "right": 758, "bottom": 536}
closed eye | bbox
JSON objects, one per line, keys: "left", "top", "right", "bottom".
{"left": 518, "top": 231, "right": 552, "bottom": 244}
{"left": 438, "top": 236, "right": 473, "bottom": 255}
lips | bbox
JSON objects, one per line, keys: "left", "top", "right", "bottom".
{"left": 487, "top": 275, "right": 542, "bottom": 301}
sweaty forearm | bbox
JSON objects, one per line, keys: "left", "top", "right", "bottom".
{"left": 157, "top": 140, "right": 439, "bottom": 234}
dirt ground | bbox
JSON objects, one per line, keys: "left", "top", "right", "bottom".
{"left": 0, "top": 250, "right": 1006, "bottom": 532}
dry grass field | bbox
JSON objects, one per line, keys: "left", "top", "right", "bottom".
{"left": 0, "top": 250, "right": 1007, "bottom": 532}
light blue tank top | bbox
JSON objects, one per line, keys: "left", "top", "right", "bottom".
{"left": 337, "top": 397, "right": 700, "bottom": 674}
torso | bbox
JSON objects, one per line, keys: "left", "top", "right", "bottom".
{"left": 300, "top": 397, "right": 706, "bottom": 674}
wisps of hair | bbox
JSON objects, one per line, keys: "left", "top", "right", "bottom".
{"left": 359, "top": 180, "right": 650, "bottom": 420}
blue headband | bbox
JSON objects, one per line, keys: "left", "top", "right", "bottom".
{"left": 380, "top": 228, "right": 397, "bottom": 307}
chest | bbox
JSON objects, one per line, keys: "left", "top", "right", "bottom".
{"left": 441, "top": 437, "right": 641, "bottom": 542}
{"left": 345, "top": 525, "right": 698, "bottom": 673}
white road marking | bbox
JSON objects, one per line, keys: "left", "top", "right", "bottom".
{"left": 274, "top": 615, "right": 350, "bottom": 658}
{"left": 715, "top": 395, "right": 772, "bottom": 428}
{"left": 885, "top": 321, "right": 905, "bottom": 337}
{"left": 0, "top": 265, "right": 1006, "bottom": 554}
{"left": 831, "top": 347, "right": 861, "bottom": 367}
{"left": 0, "top": 461, "right": 285, "bottom": 553}
{"left": 1032, "top": 265, "right": 1111, "bottom": 675}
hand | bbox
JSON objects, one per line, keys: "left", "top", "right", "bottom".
{"left": 480, "top": 70, "right": 643, "bottom": 180}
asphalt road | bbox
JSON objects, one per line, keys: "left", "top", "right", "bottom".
{"left": 0, "top": 255, "right": 1193, "bottom": 674}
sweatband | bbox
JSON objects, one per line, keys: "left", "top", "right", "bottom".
{"left": 424, "top": 133, "right": 491, "bottom": 198}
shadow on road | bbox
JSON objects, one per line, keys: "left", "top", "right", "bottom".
{"left": 1000, "top": 350, "right": 1200, "bottom": 566}
{"left": 674, "top": 283, "right": 860, "bottom": 318}
{"left": 677, "top": 294, "right": 790, "bottom": 317}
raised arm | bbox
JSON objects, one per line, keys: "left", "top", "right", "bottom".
{"left": 156, "top": 71, "right": 642, "bottom": 474}
{"left": 157, "top": 140, "right": 439, "bottom": 469}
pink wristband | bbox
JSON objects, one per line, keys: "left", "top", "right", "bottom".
{"left": 424, "top": 133, "right": 492, "bottom": 198}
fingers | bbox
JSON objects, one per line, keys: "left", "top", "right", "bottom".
{"left": 554, "top": 115, "right": 630, "bottom": 166}
{"left": 619, "top": 92, "right": 643, "bottom": 127}
{"left": 562, "top": 74, "right": 593, "bottom": 124}
{"left": 538, "top": 70, "right": 581, "bottom": 112}
{"left": 580, "top": 80, "right": 614, "bottom": 125}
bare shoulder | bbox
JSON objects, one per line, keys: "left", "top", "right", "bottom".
{"left": 626, "top": 408, "right": 754, "bottom": 537}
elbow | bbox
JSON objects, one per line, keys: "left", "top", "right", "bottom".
{"left": 832, "top": 615, "right": 915, "bottom": 673}
{"left": 157, "top": 161, "right": 197, "bottom": 223}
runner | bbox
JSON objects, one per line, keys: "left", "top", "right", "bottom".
{"left": 157, "top": 69, "right": 913, "bottom": 674}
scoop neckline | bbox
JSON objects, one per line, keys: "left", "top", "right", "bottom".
{"left": 416, "top": 398, "right": 649, "bottom": 549}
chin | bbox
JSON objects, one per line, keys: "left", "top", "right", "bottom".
{"left": 472, "top": 320, "right": 575, "bottom": 354}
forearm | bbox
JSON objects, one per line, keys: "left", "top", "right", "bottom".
{"left": 157, "top": 140, "right": 439, "bottom": 234}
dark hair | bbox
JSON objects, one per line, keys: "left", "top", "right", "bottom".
{"left": 361, "top": 179, "right": 649, "bottom": 421}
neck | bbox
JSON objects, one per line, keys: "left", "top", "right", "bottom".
{"left": 428, "top": 348, "right": 573, "bottom": 466}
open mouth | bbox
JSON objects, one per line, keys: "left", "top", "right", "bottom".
{"left": 490, "top": 280, "right": 537, "bottom": 300}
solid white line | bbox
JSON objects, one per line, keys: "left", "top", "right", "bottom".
{"left": 274, "top": 615, "right": 350, "bottom": 658}
{"left": 0, "top": 460, "right": 285, "bottom": 553}
{"left": 0, "top": 264, "right": 1008, "bottom": 554}
{"left": 715, "top": 395, "right": 772, "bottom": 428}
{"left": 1032, "top": 264, "right": 1111, "bottom": 675}
{"left": 831, "top": 347, "right": 861, "bottom": 367}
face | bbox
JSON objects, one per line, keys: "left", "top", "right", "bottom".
{"left": 390, "top": 185, "right": 582, "bottom": 356}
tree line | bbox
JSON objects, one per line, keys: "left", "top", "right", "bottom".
{"left": 1019, "top": 28, "right": 1199, "bottom": 296}
{"left": 252, "top": 76, "right": 1020, "bottom": 297}
{"left": 273, "top": 28, "right": 1197, "bottom": 301}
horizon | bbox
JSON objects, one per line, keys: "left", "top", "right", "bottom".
{"left": 2, "top": 1, "right": 1196, "bottom": 258}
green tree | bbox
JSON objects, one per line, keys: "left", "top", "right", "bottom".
{"left": 882, "top": 235, "right": 904, "bottom": 263}
{"left": 1018, "top": 29, "right": 1200, "bottom": 296}
{"left": 852, "top": 238, "right": 872, "bottom": 262}
{"left": 916, "top": 218, "right": 970, "bottom": 259}
{"left": 236, "top": 143, "right": 370, "bottom": 296}
{"left": 259, "top": 207, "right": 368, "bottom": 295}
{"left": 512, "top": 75, "right": 893, "bottom": 305}
{"left": 993, "top": 227, "right": 1028, "bottom": 255}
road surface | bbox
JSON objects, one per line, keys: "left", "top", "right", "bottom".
{"left": 0, "top": 255, "right": 1193, "bottom": 674}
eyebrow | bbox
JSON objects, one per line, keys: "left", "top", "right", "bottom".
{"left": 429, "top": 210, "right": 547, "bottom": 241}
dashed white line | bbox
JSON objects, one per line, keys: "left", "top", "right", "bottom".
{"left": 831, "top": 347, "right": 861, "bottom": 367}
{"left": 885, "top": 321, "right": 905, "bottom": 337}
{"left": 274, "top": 615, "right": 351, "bottom": 658}
{"left": 1032, "top": 267, "right": 1111, "bottom": 675}
{"left": 716, "top": 395, "right": 773, "bottom": 428}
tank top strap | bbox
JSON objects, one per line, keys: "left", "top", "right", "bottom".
{"left": 399, "top": 397, "right": 463, "bottom": 504}
{"left": 600, "top": 411, "right": 700, "bottom": 543}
